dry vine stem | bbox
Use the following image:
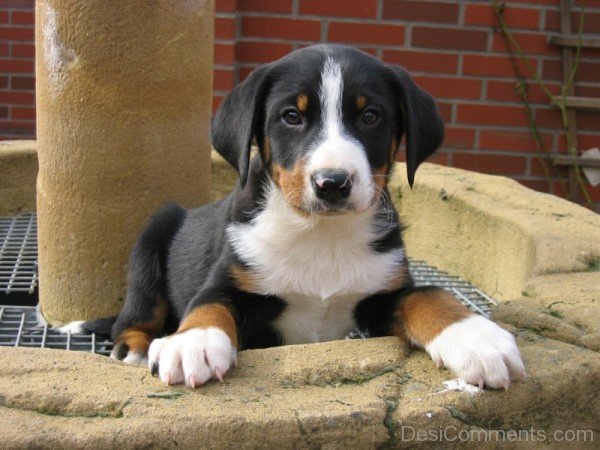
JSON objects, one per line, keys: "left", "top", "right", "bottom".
{"left": 492, "top": 0, "right": 592, "bottom": 207}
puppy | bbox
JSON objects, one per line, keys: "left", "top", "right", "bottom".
{"left": 75, "top": 45, "right": 525, "bottom": 389}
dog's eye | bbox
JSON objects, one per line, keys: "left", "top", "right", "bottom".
{"left": 282, "top": 109, "right": 302, "bottom": 126}
{"left": 362, "top": 109, "right": 379, "bottom": 125}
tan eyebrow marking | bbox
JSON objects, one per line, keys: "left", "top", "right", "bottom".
{"left": 356, "top": 95, "right": 367, "bottom": 110}
{"left": 296, "top": 94, "right": 308, "bottom": 112}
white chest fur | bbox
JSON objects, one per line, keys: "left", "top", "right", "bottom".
{"left": 227, "top": 187, "right": 404, "bottom": 344}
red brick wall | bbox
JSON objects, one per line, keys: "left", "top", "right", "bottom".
{"left": 2, "top": 0, "right": 600, "bottom": 205}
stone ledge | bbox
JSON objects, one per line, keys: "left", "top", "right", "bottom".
{"left": 389, "top": 163, "right": 600, "bottom": 301}
{"left": 1, "top": 333, "right": 599, "bottom": 448}
{"left": 0, "top": 140, "right": 37, "bottom": 215}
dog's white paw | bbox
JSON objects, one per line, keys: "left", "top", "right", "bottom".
{"left": 425, "top": 315, "right": 525, "bottom": 390}
{"left": 148, "top": 328, "right": 237, "bottom": 387}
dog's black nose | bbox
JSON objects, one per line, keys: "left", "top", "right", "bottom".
{"left": 311, "top": 170, "right": 353, "bottom": 204}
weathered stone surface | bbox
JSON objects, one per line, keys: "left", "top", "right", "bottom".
{"left": 493, "top": 272, "right": 600, "bottom": 352}
{"left": 35, "top": 1, "right": 215, "bottom": 324}
{"left": 1, "top": 333, "right": 598, "bottom": 449}
{"left": 2, "top": 153, "right": 599, "bottom": 447}
{"left": 390, "top": 163, "right": 600, "bottom": 301}
{"left": 0, "top": 140, "right": 37, "bottom": 215}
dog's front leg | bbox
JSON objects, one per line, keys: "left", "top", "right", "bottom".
{"left": 398, "top": 287, "right": 526, "bottom": 389}
{"left": 356, "top": 287, "right": 525, "bottom": 389}
{"left": 148, "top": 302, "right": 239, "bottom": 387}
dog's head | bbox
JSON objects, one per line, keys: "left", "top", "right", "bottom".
{"left": 211, "top": 45, "right": 444, "bottom": 215}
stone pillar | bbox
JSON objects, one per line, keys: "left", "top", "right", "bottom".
{"left": 35, "top": 1, "right": 214, "bottom": 325}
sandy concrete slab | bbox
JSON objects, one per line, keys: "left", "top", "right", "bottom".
{"left": 1, "top": 332, "right": 599, "bottom": 449}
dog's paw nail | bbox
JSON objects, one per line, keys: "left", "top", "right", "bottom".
{"left": 150, "top": 362, "right": 159, "bottom": 377}
{"left": 478, "top": 377, "right": 484, "bottom": 389}
{"left": 189, "top": 376, "right": 202, "bottom": 388}
{"left": 503, "top": 382, "right": 509, "bottom": 392}
{"left": 435, "top": 357, "right": 443, "bottom": 368}
{"left": 214, "top": 369, "right": 225, "bottom": 382}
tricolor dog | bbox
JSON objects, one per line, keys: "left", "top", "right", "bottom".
{"left": 69, "top": 45, "right": 525, "bottom": 389}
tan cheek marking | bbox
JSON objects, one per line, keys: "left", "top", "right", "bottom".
{"left": 178, "top": 304, "right": 238, "bottom": 349}
{"left": 372, "top": 164, "right": 389, "bottom": 190}
{"left": 390, "top": 138, "right": 398, "bottom": 162}
{"left": 296, "top": 94, "right": 308, "bottom": 112}
{"left": 394, "top": 290, "right": 473, "bottom": 345}
{"left": 272, "top": 161, "right": 307, "bottom": 211}
{"left": 230, "top": 264, "right": 258, "bottom": 293}
{"left": 356, "top": 95, "right": 367, "bottom": 110}
{"left": 262, "top": 136, "right": 271, "bottom": 163}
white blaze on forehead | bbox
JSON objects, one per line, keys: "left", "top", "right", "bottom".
{"left": 320, "top": 57, "right": 344, "bottom": 139}
{"left": 304, "top": 57, "right": 374, "bottom": 211}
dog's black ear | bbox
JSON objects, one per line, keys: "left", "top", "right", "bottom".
{"left": 389, "top": 65, "right": 444, "bottom": 187}
{"left": 210, "top": 65, "right": 271, "bottom": 188}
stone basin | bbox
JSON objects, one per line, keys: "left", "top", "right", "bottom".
{"left": 1, "top": 140, "right": 599, "bottom": 448}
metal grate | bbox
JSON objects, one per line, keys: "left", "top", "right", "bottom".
{"left": 0, "top": 212, "right": 37, "bottom": 295}
{"left": 409, "top": 259, "right": 497, "bottom": 317}
{"left": 0, "top": 212, "right": 497, "bottom": 354}
{"left": 0, "top": 305, "right": 112, "bottom": 355}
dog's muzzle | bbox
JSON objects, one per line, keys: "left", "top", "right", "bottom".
{"left": 311, "top": 169, "right": 353, "bottom": 206}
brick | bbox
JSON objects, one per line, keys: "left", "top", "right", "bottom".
{"left": 453, "top": 151, "right": 527, "bottom": 175}
{"left": 578, "top": 134, "right": 600, "bottom": 151}
{"left": 10, "top": 43, "right": 34, "bottom": 58}
{"left": 236, "top": 41, "right": 293, "bottom": 63}
{"left": 479, "top": 130, "right": 553, "bottom": 152}
{"left": 414, "top": 76, "right": 481, "bottom": 100}
{"left": 0, "top": 26, "right": 34, "bottom": 41}
{"left": 529, "top": 156, "right": 561, "bottom": 177}
{"left": 0, "top": 75, "right": 7, "bottom": 89}
{"left": 11, "top": 106, "right": 35, "bottom": 120}
{"left": 0, "top": 42, "right": 8, "bottom": 56}
{"left": 578, "top": 111, "right": 600, "bottom": 132}
{"left": 213, "top": 68, "right": 235, "bottom": 92}
{"left": 0, "top": 11, "right": 8, "bottom": 24}
{"left": 0, "top": 107, "right": 7, "bottom": 118}
{"left": 456, "top": 104, "right": 529, "bottom": 127}
{"left": 382, "top": 49, "right": 458, "bottom": 74}
{"left": 239, "top": 0, "right": 293, "bottom": 13}
{"left": 465, "top": 4, "right": 540, "bottom": 29}
{"left": 10, "top": 10, "right": 34, "bottom": 25}
{"left": 0, "top": 120, "right": 35, "bottom": 136}
{"left": 10, "top": 75, "right": 34, "bottom": 90}
{"left": 215, "top": 0, "right": 236, "bottom": 13}
{"left": 215, "top": 17, "right": 236, "bottom": 40}
{"left": 300, "top": 0, "right": 377, "bottom": 18}
{"left": 383, "top": 0, "right": 459, "bottom": 23}
{"left": 577, "top": 85, "right": 600, "bottom": 98}
{"left": 436, "top": 101, "right": 452, "bottom": 123}
{"left": 0, "top": 0, "right": 34, "bottom": 7}
{"left": 486, "top": 80, "right": 561, "bottom": 104}
{"left": 238, "top": 65, "right": 258, "bottom": 81}
{"left": 213, "top": 95, "right": 224, "bottom": 113}
{"left": 518, "top": 179, "right": 550, "bottom": 193}
{"left": 546, "top": 11, "right": 600, "bottom": 34}
{"left": 543, "top": 60, "right": 600, "bottom": 84}
{"left": 214, "top": 43, "right": 235, "bottom": 65}
{"left": 0, "top": 90, "right": 34, "bottom": 104}
{"left": 443, "top": 126, "right": 475, "bottom": 148}
{"left": 242, "top": 17, "right": 321, "bottom": 41}
{"left": 551, "top": 180, "right": 568, "bottom": 199}
{"left": 357, "top": 47, "right": 377, "bottom": 56}
{"left": 0, "top": 59, "right": 34, "bottom": 74}
{"left": 492, "top": 32, "right": 560, "bottom": 56}
{"left": 412, "top": 27, "right": 487, "bottom": 51}
{"left": 463, "top": 54, "right": 535, "bottom": 78}
{"left": 534, "top": 108, "right": 563, "bottom": 129}
{"left": 328, "top": 22, "right": 404, "bottom": 46}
